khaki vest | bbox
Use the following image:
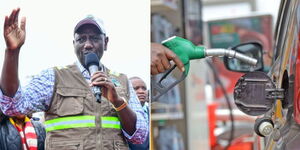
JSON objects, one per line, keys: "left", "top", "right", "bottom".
{"left": 45, "top": 64, "right": 130, "bottom": 150}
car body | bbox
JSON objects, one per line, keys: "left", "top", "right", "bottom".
{"left": 230, "top": 0, "right": 300, "bottom": 149}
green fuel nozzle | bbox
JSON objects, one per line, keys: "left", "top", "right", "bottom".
{"left": 152, "top": 36, "right": 257, "bottom": 101}
{"left": 162, "top": 36, "right": 206, "bottom": 76}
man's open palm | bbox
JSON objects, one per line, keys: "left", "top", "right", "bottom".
{"left": 4, "top": 8, "right": 26, "bottom": 51}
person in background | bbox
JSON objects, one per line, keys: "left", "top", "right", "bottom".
{"left": 128, "top": 76, "right": 150, "bottom": 150}
{"left": 0, "top": 8, "right": 148, "bottom": 150}
{"left": 130, "top": 76, "right": 149, "bottom": 108}
{"left": 0, "top": 112, "right": 46, "bottom": 150}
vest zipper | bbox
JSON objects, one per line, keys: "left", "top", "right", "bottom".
{"left": 96, "top": 96, "right": 102, "bottom": 150}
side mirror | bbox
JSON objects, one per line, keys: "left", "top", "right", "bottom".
{"left": 224, "top": 42, "right": 264, "bottom": 72}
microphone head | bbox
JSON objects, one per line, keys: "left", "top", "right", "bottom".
{"left": 84, "top": 52, "right": 100, "bottom": 69}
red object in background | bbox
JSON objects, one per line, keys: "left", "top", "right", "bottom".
{"left": 228, "top": 142, "right": 252, "bottom": 150}
{"left": 211, "top": 26, "right": 221, "bottom": 35}
{"left": 294, "top": 32, "right": 300, "bottom": 124}
{"left": 208, "top": 101, "right": 254, "bottom": 150}
{"left": 207, "top": 102, "right": 218, "bottom": 147}
{"left": 227, "top": 134, "right": 253, "bottom": 150}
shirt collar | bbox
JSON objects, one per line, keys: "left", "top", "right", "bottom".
{"left": 75, "top": 61, "right": 105, "bottom": 79}
{"left": 76, "top": 61, "right": 88, "bottom": 74}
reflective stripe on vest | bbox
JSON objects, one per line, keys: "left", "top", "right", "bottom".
{"left": 45, "top": 116, "right": 95, "bottom": 132}
{"left": 45, "top": 116, "right": 121, "bottom": 132}
{"left": 101, "top": 116, "right": 121, "bottom": 129}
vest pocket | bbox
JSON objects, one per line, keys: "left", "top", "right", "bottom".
{"left": 102, "top": 139, "right": 128, "bottom": 150}
{"left": 50, "top": 139, "right": 83, "bottom": 150}
{"left": 114, "top": 140, "right": 128, "bottom": 150}
{"left": 56, "top": 87, "right": 86, "bottom": 116}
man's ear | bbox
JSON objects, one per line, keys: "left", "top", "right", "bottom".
{"left": 104, "top": 36, "right": 109, "bottom": 51}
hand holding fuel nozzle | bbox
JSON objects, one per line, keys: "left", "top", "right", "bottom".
{"left": 151, "top": 43, "right": 185, "bottom": 75}
{"left": 152, "top": 36, "right": 258, "bottom": 101}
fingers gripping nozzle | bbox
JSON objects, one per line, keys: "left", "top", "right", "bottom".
{"left": 152, "top": 36, "right": 206, "bottom": 101}
{"left": 153, "top": 36, "right": 258, "bottom": 101}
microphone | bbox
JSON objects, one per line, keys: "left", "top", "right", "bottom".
{"left": 84, "top": 52, "right": 102, "bottom": 103}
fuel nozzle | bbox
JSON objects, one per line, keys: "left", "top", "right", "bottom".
{"left": 162, "top": 36, "right": 206, "bottom": 76}
{"left": 152, "top": 36, "right": 258, "bottom": 101}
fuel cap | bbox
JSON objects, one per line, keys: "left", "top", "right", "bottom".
{"left": 234, "top": 71, "right": 275, "bottom": 116}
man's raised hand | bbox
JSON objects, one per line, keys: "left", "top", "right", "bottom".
{"left": 4, "top": 8, "right": 26, "bottom": 51}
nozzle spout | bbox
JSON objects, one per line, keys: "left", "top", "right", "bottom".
{"left": 205, "top": 49, "right": 257, "bottom": 65}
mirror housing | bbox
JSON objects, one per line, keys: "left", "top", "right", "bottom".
{"left": 224, "top": 42, "right": 264, "bottom": 72}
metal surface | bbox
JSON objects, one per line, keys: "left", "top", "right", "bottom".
{"left": 205, "top": 49, "right": 258, "bottom": 65}
{"left": 259, "top": 122, "right": 274, "bottom": 136}
{"left": 234, "top": 71, "right": 275, "bottom": 116}
{"left": 152, "top": 65, "right": 187, "bottom": 101}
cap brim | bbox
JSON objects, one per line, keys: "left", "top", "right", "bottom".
{"left": 74, "top": 19, "right": 103, "bottom": 34}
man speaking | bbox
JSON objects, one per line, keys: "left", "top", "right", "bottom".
{"left": 0, "top": 8, "right": 148, "bottom": 150}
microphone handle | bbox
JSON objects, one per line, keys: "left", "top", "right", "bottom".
{"left": 93, "top": 86, "right": 102, "bottom": 103}
{"left": 89, "top": 65, "right": 102, "bottom": 103}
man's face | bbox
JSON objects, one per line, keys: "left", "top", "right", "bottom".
{"left": 73, "top": 24, "right": 108, "bottom": 66}
{"left": 131, "top": 78, "right": 148, "bottom": 104}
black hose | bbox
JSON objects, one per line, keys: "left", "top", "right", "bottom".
{"left": 205, "top": 59, "right": 234, "bottom": 150}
